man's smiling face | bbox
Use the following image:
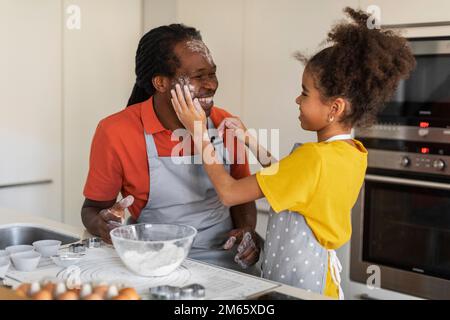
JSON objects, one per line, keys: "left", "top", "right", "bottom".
{"left": 171, "top": 40, "right": 218, "bottom": 116}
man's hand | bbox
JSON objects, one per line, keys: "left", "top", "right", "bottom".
{"left": 92, "top": 196, "right": 134, "bottom": 244}
{"left": 223, "top": 227, "right": 261, "bottom": 269}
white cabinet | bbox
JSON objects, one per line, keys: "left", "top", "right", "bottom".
{"left": 0, "top": 0, "right": 142, "bottom": 226}
{"left": 0, "top": 183, "right": 59, "bottom": 220}
{"left": 0, "top": 0, "right": 62, "bottom": 221}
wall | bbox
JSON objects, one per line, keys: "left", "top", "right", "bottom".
{"left": 62, "top": 0, "right": 142, "bottom": 227}
{"left": 175, "top": 0, "right": 245, "bottom": 117}
{"left": 143, "top": 0, "right": 177, "bottom": 31}
{"left": 173, "top": 0, "right": 361, "bottom": 171}
{"left": 361, "top": 0, "right": 450, "bottom": 25}
{"left": 240, "top": 0, "right": 359, "bottom": 165}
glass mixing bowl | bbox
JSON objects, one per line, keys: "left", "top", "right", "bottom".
{"left": 110, "top": 223, "right": 197, "bottom": 277}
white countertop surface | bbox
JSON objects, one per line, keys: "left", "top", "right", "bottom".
{"left": 0, "top": 207, "right": 330, "bottom": 300}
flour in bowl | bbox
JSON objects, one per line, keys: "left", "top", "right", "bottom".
{"left": 122, "top": 243, "right": 186, "bottom": 277}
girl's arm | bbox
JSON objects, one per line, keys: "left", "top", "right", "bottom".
{"left": 218, "top": 118, "right": 278, "bottom": 168}
{"left": 171, "top": 84, "right": 265, "bottom": 207}
{"left": 246, "top": 134, "right": 279, "bottom": 168}
{"left": 198, "top": 137, "right": 264, "bottom": 206}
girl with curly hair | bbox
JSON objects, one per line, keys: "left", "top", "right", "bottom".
{"left": 170, "top": 7, "right": 416, "bottom": 299}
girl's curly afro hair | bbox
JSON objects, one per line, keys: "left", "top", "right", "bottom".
{"left": 295, "top": 7, "right": 416, "bottom": 127}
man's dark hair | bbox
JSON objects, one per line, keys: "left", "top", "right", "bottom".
{"left": 295, "top": 7, "right": 416, "bottom": 127}
{"left": 127, "top": 24, "right": 202, "bottom": 107}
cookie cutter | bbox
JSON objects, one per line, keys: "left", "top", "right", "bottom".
{"left": 69, "top": 243, "right": 86, "bottom": 253}
{"left": 68, "top": 237, "right": 102, "bottom": 253}
{"left": 82, "top": 237, "right": 102, "bottom": 248}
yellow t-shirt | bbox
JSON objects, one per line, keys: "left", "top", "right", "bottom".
{"left": 256, "top": 139, "right": 367, "bottom": 298}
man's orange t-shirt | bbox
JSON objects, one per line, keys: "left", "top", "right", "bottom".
{"left": 83, "top": 97, "right": 250, "bottom": 219}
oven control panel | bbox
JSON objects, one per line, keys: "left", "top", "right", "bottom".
{"left": 367, "top": 149, "right": 450, "bottom": 177}
{"left": 400, "top": 156, "right": 447, "bottom": 171}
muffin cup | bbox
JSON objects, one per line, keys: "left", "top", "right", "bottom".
{"left": 11, "top": 251, "right": 41, "bottom": 272}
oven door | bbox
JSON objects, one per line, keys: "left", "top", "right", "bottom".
{"left": 350, "top": 174, "right": 450, "bottom": 299}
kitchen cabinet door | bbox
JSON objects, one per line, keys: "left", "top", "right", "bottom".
{"left": 0, "top": 183, "right": 60, "bottom": 220}
{"left": 0, "top": 0, "right": 62, "bottom": 221}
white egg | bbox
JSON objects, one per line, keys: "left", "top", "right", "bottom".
{"left": 80, "top": 283, "right": 92, "bottom": 298}
{"left": 29, "top": 282, "right": 41, "bottom": 295}
{"left": 106, "top": 285, "right": 119, "bottom": 299}
{"left": 54, "top": 282, "right": 67, "bottom": 297}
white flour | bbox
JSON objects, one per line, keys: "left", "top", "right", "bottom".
{"left": 186, "top": 39, "right": 214, "bottom": 65}
{"left": 173, "top": 75, "right": 215, "bottom": 108}
{"left": 122, "top": 243, "right": 185, "bottom": 277}
{"left": 175, "top": 76, "right": 196, "bottom": 96}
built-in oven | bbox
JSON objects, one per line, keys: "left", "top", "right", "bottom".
{"left": 351, "top": 36, "right": 450, "bottom": 300}
{"left": 351, "top": 171, "right": 450, "bottom": 299}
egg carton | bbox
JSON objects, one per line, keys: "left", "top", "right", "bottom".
{"left": 14, "top": 279, "right": 141, "bottom": 300}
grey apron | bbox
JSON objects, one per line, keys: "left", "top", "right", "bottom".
{"left": 138, "top": 118, "right": 257, "bottom": 274}
{"left": 262, "top": 209, "right": 329, "bottom": 294}
{"left": 261, "top": 139, "right": 347, "bottom": 299}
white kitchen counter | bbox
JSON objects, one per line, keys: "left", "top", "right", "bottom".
{"left": 0, "top": 207, "right": 330, "bottom": 300}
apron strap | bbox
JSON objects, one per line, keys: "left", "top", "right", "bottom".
{"left": 207, "top": 117, "right": 230, "bottom": 165}
{"left": 328, "top": 249, "right": 344, "bottom": 300}
{"left": 206, "top": 117, "right": 214, "bottom": 130}
{"left": 144, "top": 133, "right": 158, "bottom": 159}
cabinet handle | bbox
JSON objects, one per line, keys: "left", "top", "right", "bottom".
{"left": 0, "top": 179, "right": 53, "bottom": 189}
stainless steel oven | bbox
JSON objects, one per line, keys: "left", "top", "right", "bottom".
{"left": 351, "top": 37, "right": 450, "bottom": 300}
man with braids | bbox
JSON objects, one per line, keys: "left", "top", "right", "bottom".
{"left": 170, "top": 7, "right": 416, "bottom": 298}
{"left": 81, "top": 24, "right": 261, "bottom": 274}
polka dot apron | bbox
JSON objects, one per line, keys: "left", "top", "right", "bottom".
{"left": 261, "top": 135, "right": 352, "bottom": 300}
